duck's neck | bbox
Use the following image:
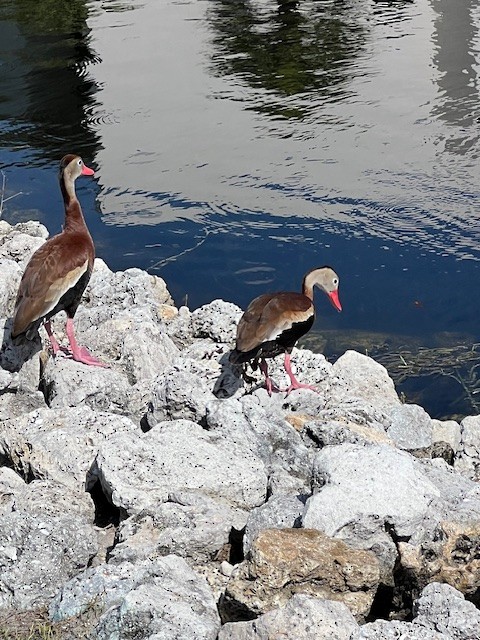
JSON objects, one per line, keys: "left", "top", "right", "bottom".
{"left": 302, "top": 273, "right": 315, "bottom": 301}
{"left": 60, "top": 175, "right": 88, "bottom": 233}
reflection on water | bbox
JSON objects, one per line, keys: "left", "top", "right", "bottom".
{"left": 0, "top": 0, "right": 101, "bottom": 162}
{"left": 431, "top": 0, "right": 478, "bottom": 147}
{"left": 207, "top": 0, "right": 366, "bottom": 119}
{"left": 1, "top": 0, "right": 480, "bottom": 419}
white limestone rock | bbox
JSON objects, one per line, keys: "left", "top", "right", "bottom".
{"left": 49, "top": 556, "right": 221, "bottom": 640}
{"left": 84, "top": 261, "right": 174, "bottom": 320}
{"left": 164, "top": 305, "right": 195, "bottom": 349}
{"left": 454, "top": 415, "right": 480, "bottom": 480}
{"left": 302, "top": 403, "right": 394, "bottom": 448}
{"left": 94, "top": 419, "right": 268, "bottom": 516}
{"left": 207, "top": 393, "right": 315, "bottom": 495}
{"left": 0, "top": 221, "right": 47, "bottom": 270}
{"left": 0, "top": 406, "right": 138, "bottom": 492}
{"left": 191, "top": 298, "right": 243, "bottom": 344}
{"left": 0, "top": 468, "right": 97, "bottom": 612}
{"left": 146, "top": 354, "right": 222, "bottom": 427}
{"left": 303, "top": 443, "right": 441, "bottom": 582}
{"left": 41, "top": 356, "right": 145, "bottom": 421}
{"left": 386, "top": 403, "right": 434, "bottom": 451}
{"left": 218, "top": 594, "right": 359, "bottom": 640}
{"left": 413, "top": 582, "right": 480, "bottom": 640}
{"left": 109, "top": 493, "right": 248, "bottom": 565}
{"left": 304, "top": 443, "right": 440, "bottom": 538}
{"left": 243, "top": 493, "right": 306, "bottom": 556}
{"left": 0, "top": 258, "right": 22, "bottom": 320}
{"left": 432, "top": 419, "right": 461, "bottom": 453}
{"left": 351, "top": 620, "right": 448, "bottom": 639}
{"left": 327, "top": 350, "right": 401, "bottom": 414}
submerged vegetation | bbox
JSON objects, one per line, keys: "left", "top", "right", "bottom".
{"left": 377, "top": 343, "right": 480, "bottom": 419}
{"left": 303, "top": 330, "right": 480, "bottom": 421}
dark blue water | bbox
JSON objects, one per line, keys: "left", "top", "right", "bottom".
{"left": 2, "top": 0, "right": 480, "bottom": 418}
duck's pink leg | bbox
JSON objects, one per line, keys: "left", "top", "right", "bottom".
{"left": 65, "top": 318, "right": 107, "bottom": 367}
{"left": 283, "top": 352, "right": 318, "bottom": 395}
{"left": 259, "top": 359, "right": 276, "bottom": 396}
{"left": 44, "top": 320, "right": 61, "bottom": 356}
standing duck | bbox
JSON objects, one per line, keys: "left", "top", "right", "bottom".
{"left": 11, "top": 154, "right": 104, "bottom": 367}
{"left": 229, "top": 266, "right": 341, "bottom": 395}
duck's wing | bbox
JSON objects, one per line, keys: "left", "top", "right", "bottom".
{"left": 235, "top": 292, "right": 314, "bottom": 353}
{"left": 12, "top": 236, "right": 91, "bottom": 337}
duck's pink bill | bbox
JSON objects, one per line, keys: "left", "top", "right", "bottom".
{"left": 81, "top": 164, "right": 94, "bottom": 176}
{"left": 329, "top": 290, "right": 342, "bottom": 312}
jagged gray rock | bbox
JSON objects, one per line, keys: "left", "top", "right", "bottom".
{"left": 243, "top": 493, "right": 306, "bottom": 555}
{"left": 146, "top": 354, "right": 222, "bottom": 427}
{"left": 109, "top": 493, "right": 248, "bottom": 565}
{"left": 304, "top": 443, "right": 440, "bottom": 531}
{"left": 0, "top": 220, "right": 48, "bottom": 269}
{"left": 327, "top": 350, "right": 401, "bottom": 413}
{"left": 432, "top": 418, "right": 461, "bottom": 453}
{"left": 387, "top": 403, "right": 434, "bottom": 451}
{"left": 454, "top": 415, "right": 480, "bottom": 480}
{"left": 50, "top": 556, "right": 221, "bottom": 640}
{"left": 302, "top": 404, "right": 394, "bottom": 448}
{"left": 218, "top": 594, "right": 359, "bottom": 639}
{"left": 207, "top": 392, "right": 315, "bottom": 495}
{"left": 191, "top": 299, "right": 242, "bottom": 344}
{"left": 41, "top": 356, "right": 145, "bottom": 419}
{"left": 94, "top": 419, "right": 268, "bottom": 516}
{"left": 351, "top": 620, "right": 448, "bottom": 639}
{"left": 302, "top": 443, "right": 441, "bottom": 584}
{"left": 0, "top": 406, "right": 138, "bottom": 492}
{"left": 0, "top": 467, "right": 97, "bottom": 612}
{"left": 414, "top": 582, "right": 480, "bottom": 640}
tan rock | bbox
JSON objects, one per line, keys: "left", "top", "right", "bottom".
{"left": 285, "top": 413, "right": 313, "bottom": 431}
{"left": 222, "top": 528, "right": 380, "bottom": 621}
{"left": 158, "top": 303, "right": 178, "bottom": 321}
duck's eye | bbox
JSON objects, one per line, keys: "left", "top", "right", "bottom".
{"left": 333, "top": 279, "right": 338, "bottom": 285}
{"left": 78, "top": 159, "right": 83, "bottom": 166}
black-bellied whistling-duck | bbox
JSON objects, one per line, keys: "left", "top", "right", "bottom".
{"left": 229, "top": 266, "right": 341, "bottom": 395}
{"left": 11, "top": 154, "right": 105, "bottom": 367}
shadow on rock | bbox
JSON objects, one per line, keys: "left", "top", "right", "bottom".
{"left": 213, "top": 351, "right": 244, "bottom": 399}
{"left": 0, "top": 318, "right": 42, "bottom": 374}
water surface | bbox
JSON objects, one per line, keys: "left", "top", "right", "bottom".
{"left": 1, "top": 0, "right": 480, "bottom": 418}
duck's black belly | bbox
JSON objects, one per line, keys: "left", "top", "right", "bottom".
{"left": 46, "top": 268, "right": 92, "bottom": 322}
{"left": 231, "top": 316, "right": 314, "bottom": 364}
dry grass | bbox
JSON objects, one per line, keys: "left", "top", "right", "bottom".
{"left": 0, "top": 611, "right": 58, "bottom": 640}
{"left": 0, "top": 606, "right": 99, "bottom": 640}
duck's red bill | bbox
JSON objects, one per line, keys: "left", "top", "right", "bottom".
{"left": 329, "top": 290, "right": 342, "bottom": 312}
{"left": 81, "top": 164, "right": 94, "bottom": 176}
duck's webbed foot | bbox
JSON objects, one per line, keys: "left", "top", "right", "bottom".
{"left": 283, "top": 352, "right": 318, "bottom": 396}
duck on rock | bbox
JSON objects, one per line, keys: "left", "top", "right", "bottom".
{"left": 229, "top": 266, "right": 341, "bottom": 395}
{"left": 11, "top": 154, "right": 105, "bottom": 367}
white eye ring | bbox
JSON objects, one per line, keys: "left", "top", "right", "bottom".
{"left": 78, "top": 159, "right": 83, "bottom": 166}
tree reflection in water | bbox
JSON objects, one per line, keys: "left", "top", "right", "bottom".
{"left": 0, "top": 0, "right": 101, "bottom": 162}
{"left": 206, "top": 0, "right": 367, "bottom": 119}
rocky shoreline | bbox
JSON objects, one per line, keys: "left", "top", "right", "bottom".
{"left": 0, "top": 220, "right": 479, "bottom": 639}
